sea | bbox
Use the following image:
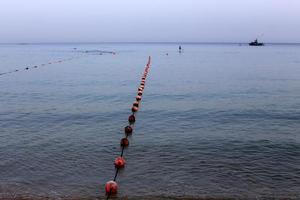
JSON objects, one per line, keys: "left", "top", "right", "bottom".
{"left": 0, "top": 43, "right": 299, "bottom": 200}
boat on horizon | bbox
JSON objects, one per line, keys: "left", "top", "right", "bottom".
{"left": 249, "top": 39, "right": 264, "bottom": 46}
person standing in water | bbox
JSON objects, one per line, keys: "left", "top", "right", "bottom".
{"left": 179, "top": 45, "right": 182, "bottom": 53}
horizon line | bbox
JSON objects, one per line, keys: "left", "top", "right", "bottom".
{"left": 1, "top": 41, "right": 300, "bottom": 45}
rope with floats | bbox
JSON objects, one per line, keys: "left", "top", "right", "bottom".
{"left": 0, "top": 55, "right": 82, "bottom": 77}
{"left": 0, "top": 50, "right": 116, "bottom": 77}
{"left": 105, "top": 56, "right": 152, "bottom": 199}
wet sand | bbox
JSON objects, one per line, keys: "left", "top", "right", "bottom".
{"left": 0, "top": 196, "right": 298, "bottom": 200}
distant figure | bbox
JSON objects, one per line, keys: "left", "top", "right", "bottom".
{"left": 179, "top": 45, "right": 182, "bottom": 53}
{"left": 166, "top": 53, "right": 168, "bottom": 56}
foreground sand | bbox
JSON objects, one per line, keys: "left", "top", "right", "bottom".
{"left": 0, "top": 196, "right": 298, "bottom": 200}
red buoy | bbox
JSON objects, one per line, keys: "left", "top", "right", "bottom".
{"left": 114, "top": 157, "right": 126, "bottom": 168}
{"left": 105, "top": 180, "right": 118, "bottom": 195}
{"left": 138, "top": 91, "right": 143, "bottom": 96}
{"left": 136, "top": 95, "right": 142, "bottom": 101}
{"left": 133, "top": 101, "right": 139, "bottom": 107}
{"left": 120, "top": 138, "right": 129, "bottom": 147}
{"left": 124, "top": 126, "right": 133, "bottom": 134}
{"left": 138, "top": 87, "right": 143, "bottom": 92}
{"left": 128, "top": 114, "right": 135, "bottom": 123}
{"left": 132, "top": 106, "right": 138, "bottom": 113}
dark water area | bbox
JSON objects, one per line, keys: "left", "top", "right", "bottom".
{"left": 0, "top": 43, "right": 300, "bottom": 200}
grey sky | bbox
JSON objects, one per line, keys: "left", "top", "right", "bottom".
{"left": 0, "top": 0, "right": 299, "bottom": 43}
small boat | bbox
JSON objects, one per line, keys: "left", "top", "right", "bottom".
{"left": 249, "top": 39, "right": 264, "bottom": 46}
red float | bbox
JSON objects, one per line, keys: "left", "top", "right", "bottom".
{"left": 114, "top": 157, "right": 126, "bottom": 168}
{"left": 124, "top": 126, "right": 133, "bottom": 134}
{"left": 128, "top": 114, "right": 136, "bottom": 123}
{"left": 120, "top": 138, "right": 129, "bottom": 147}
{"left": 133, "top": 101, "right": 139, "bottom": 107}
{"left": 132, "top": 106, "right": 138, "bottom": 113}
{"left": 136, "top": 95, "right": 142, "bottom": 101}
{"left": 105, "top": 181, "right": 118, "bottom": 195}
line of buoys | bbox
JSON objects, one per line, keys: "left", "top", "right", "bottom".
{"left": 105, "top": 56, "right": 152, "bottom": 198}
{"left": 0, "top": 56, "right": 83, "bottom": 77}
{"left": 0, "top": 50, "right": 116, "bottom": 77}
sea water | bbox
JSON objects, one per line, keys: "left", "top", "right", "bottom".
{"left": 0, "top": 43, "right": 299, "bottom": 199}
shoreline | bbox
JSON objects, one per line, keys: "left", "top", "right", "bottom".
{"left": 0, "top": 195, "right": 299, "bottom": 200}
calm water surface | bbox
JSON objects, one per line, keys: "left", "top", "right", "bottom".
{"left": 0, "top": 43, "right": 300, "bottom": 200}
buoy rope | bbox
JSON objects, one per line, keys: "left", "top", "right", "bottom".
{"left": 0, "top": 54, "right": 88, "bottom": 77}
{"left": 0, "top": 50, "right": 116, "bottom": 77}
{"left": 105, "top": 56, "right": 151, "bottom": 199}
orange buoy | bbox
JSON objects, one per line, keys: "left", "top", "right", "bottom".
{"left": 124, "top": 126, "right": 133, "bottom": 134}
{"left": 132, "top": 106, "right": 138, "bottom": 113}
{"left": 128, "top": 114, "right": 135, "bottom": 123}
{"left": 136, "top": 95, "right": 142, "bottom": 101}
{"left": 133, "top": 101, "right": 139, "bottom": 107}
{"left": 114, "top": 157, "right": 126, "bottom": 168}
{"left": 120, "top": 138, "right": 129, "bottom": 147}
{"left": 105, "top": 181, "right": 118, "bottom": 195}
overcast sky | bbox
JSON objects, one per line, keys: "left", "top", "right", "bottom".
{"left": 0, "top": 0, "right": 299, "bottom": 43}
